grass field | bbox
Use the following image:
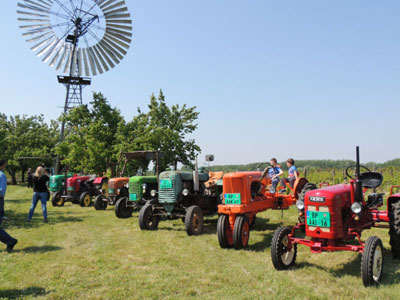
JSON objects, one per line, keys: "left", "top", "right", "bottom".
{"left": 0, "top": 186, "right": 400, "bottom": 300}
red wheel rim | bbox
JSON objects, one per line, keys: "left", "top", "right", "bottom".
{"left": 241, "top": 221, "right": 249, "bottom": 247}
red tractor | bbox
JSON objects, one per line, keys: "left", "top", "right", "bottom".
{"left": 94, "top": 177, "right": 129, "bottom": 210}
{"left": 62, "top": 175, "right": 108, "bottom": 207}
{"left": 271, "top": 147, "right": 400, "bottom": 287}
{"left": 217, "top": 171, "right": 310, "bottom": 249}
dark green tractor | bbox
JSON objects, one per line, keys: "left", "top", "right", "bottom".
{"left": 138, "top": 169, "right": 223, "bottom": 236}
{"left": 114, "top": 175, "right": 158, "bottom": 218}
{"left": 50, "top": 173, "right": 73, "bottom": 207}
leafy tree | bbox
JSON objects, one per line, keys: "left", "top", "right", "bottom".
{"left": 0, "top": 114, "right": 57, "bottom": 184}
{"left": 57, "top": 92, "right": 123, "bottom": 175}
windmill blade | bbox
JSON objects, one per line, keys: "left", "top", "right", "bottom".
{"left": 30, "top": 34, "right": 54, "bottom": 51}
{"left": 106, "top": 26, "right": 132, "bottom": 38}
{"left": 81, "top": 48, "right": 90, "bottom": 76}
{"left": 25, "top": 0, "right": 50, "bottom": 10}
{"left": 36, "top": 36, "right": 58, "bottom": 57}
{"left": 102, "top": 1, "right": 126, "bottom": 12}
{"left": 17, "top": 3, "right": 49, "bottom": 14}
{"left": 103, "top": 35, "right": 127, "bottom": 55}
{"left": 56, "top": 44, "right": 68, "bottom": 71}
{"left": 18, "top": 18, "right": 50, "bottom": 22}
{"left": 17, "top": 10, "right": 48, "bottom": 17}
{"left": 93, "top": 45, "right": 110, "bottom": 72}
{"left": 104, "top": 32, "right": 130, "bottom": 50}
{"left": 49, "top": 42, "right": 65, "bottom": 67}
{"left": 86, "top": 48, "right": 98, "bottom": 76}
{"left": 105, "top": 13, "right": 130, "bottom": 19}
{"left": 42, "top": 37, "right": 64, "bottom": 62}
{"left": 20, "top": 23, "right": 51, "bottom": 29}
{"left": 104, "top": 7, "right": 128, "bottom": 17}
{"left": 63, "top": 45, "right": 73, "bottom": 73}
{"left": 106, "top": 18, "right": 132, "bottom": 24}
{"left": 99, "top": 0, "right": 115, "bottom": 10}
{"left": 78, "top": 48, "right": 83, "bottom": 76}
{"left": 106, "top": 23, "right": 132, "bottom": 31}
{"left": 96, "top": 43, "right": 115, "bottom": 68}
{"left": 88, "top": 47, "right": 104, "bottom": 74}
{"left": 98, "top": 40, "right": 121, "bottom": 64}
{"left": 71, "top": 47, "right": 78, "bottom": 75}
{"left": 25, "top": 31, "right": 52, "bottom": 43}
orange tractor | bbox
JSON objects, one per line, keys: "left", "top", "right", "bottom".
{"left": 217, "top": 171, "right": 312, "bottom": 249}
{"left": 94, "top": 177, "right": 129, "bottom": 210}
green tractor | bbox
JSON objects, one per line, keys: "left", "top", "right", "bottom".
{"left": 114, "top": 151, "right": 163, "bottom": 218}
{"left": 138, "top": 167, "right": 223, "bottom": 236}
{"left": 114, "top": 176, "right": 158, "bottom": 218}
{"left": 50, "top": 173, "right": 73, "bottom": 206}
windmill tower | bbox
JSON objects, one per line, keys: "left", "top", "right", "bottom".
{"left": 17, "top": 0, "right": 133, "bottom": 173}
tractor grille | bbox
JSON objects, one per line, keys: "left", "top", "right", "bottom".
{"left": 158, "top": 179, "right": 176, "bottom": 203}
{"left": 129, "top": 181, "right": 141, "bottom": 195}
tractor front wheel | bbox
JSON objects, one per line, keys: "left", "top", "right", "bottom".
{"left": 217, "top": 214, "right": 233, "bottom": 248}
{"left": 114, "top": 197, "right": 134, "bottom": 218}
{"left": 361, "top": 236, "right": 384, "bottom": 287}
{"left": 271, "top": 226, "right": 297, "bottom": 270}
{"left": 233, "top": 215, "right": 250, "bottom": 249}
{"left": 51, "top": 192, "right": 64, "bottom": 207}
{"left": 389, "top": 200, "right": 400, "bottom": 258}
{"left": 139, "top": 203, "right": 160, "bottom": 230}
{"left": 79, "top": 192, "right": 92, "bottom": 207}
{"left": 185, "top": 205, "right": 204, "bottom": 236}
{"left": 94, "top": 195, "right": 107, "bottom": 210}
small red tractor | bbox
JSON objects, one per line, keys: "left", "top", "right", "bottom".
{"left": 62, "top": 174, "right": 108, "bottom": 207}
{"left": 94, "top": 177, "right": 129, "bottom": 210}
{"left": 271, "top": 147, "right": 400, "bottom": 286}
{"left": 217, "top": 171, "right": 311, "bottom": 249}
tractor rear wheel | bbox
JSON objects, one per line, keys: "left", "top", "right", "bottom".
{"left": 79, "top": 192, "right": 92, "bottom": 207}
{"left": 217, "top": 214, "right": 233, "bottom": 248}
{"left": 51, "top": 192, "right": 64, "bottom": 207}
{"left": 139, "top": 203, "right": 160, "bottom": 230}
{"left": 233, "top": 215, "right": 250, "bottom": 250}
{"left": 389, "top": 200, "right": 400, "bottom": 259}
{"left": 271, "top": 226, "right": 297, "bottom": 270}
{"left": 298, "top": 183, "right": 317, "bottom": 231}
{"left": 185, "top": 205, "right": 204, "bottom": 236}
{"left": 114, "top": 197, "right": 133, "bottom": 218}
{"left": 94, "top": 195, "right": 107, "bottom": 210}
{"left": 361, "top": 236, "right": 384, "bottom": 287}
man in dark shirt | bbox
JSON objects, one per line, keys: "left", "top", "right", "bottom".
{"left": 0, "top": 160, "right": 18, "bottom": 251}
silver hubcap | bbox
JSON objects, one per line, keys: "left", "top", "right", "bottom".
{"left": 281, "top": 235, "right": 294, "bottom": 265}
{"left": 372, "top": 245, "right": 383, "bottom": 281}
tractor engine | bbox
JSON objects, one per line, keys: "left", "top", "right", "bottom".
{"left": 305, "top": 184, "right": 356, "bottom": 240}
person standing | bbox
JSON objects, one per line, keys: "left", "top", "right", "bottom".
{"left": 27, "top": 168, "right": 33, "bottom": 188}
{"left": 28, "top": 166, "right": 49, "bottom": 223}
{"left": 0, "top": 160, "right": 18, "bottom": 251}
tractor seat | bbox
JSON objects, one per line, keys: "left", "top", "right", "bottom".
{"left": 359, "top": 172, "right": 383, "bottom": 189}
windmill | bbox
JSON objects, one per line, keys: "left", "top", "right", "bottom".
{"left": 17, "top": 0, "right": 133, "bottom": 173}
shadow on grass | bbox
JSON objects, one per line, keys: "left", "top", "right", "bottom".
{"left": 246, "top": 232, "right": 274, "bottom": 252}
{"left": 2, "top": 210, "right": 84, "bottom": 229}
{"left": 14, "top": 245, "right": 63, "bottom": 253}
{"left": 0, "top": 286, "right": 48, "bottom": 299}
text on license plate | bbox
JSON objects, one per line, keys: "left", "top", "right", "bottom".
{"left": 306, "top": 211, "right": 331, "bottom": 227}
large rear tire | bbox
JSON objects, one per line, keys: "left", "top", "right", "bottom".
{"left": 185, "top": 205, "right": 204, "bottom": 236}
{"left": 217, "top": 214, "right": 233, "bottom": 249}
{"left": 298, "top": 183, "right": 317, "bottom": 231}
{"left": 389, "top": 200, "right": 400, "bottom": 259}
{"left": 233, "top": 215, "right": 250, "bottom": 249}
{"left": 139, "top": 203, "right": 160, "bottom": 230}
{"left": 271, "top": 226, "right": 297, "bottom": 270}
{"left": 51, "top": 192, "right": 64, "bottom": 207}
{"left": 361, "top": 236, "right": 383, "bottom": 287}
{"left": 114, "top": 197, "right": 134, "bottom": 218}
{"left": 94, "top": 195, "right": 107, "bottom": 210}
{"left": 79, "top": 192, "right": 92, "bottom": 207}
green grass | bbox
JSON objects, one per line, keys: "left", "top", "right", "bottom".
{"left": 0, "top": 186, "right": 400, "bottom": 300}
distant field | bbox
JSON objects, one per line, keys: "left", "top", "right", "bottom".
{"left": 0, "top": 186, "right": 400, "bottom": 300}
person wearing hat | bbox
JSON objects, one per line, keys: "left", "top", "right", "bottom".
{"left": 0, "top": 159, "right": 18, "bottom": 251}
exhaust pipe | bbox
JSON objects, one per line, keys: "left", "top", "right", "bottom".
{"left": 193, "top": 157, "right": 199, "bottom": 192}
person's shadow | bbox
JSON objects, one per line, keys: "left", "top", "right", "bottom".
{"left": 0, "top": 286, "right": 48, "bottom": 299}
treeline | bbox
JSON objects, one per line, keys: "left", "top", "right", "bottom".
{"left": 209, "top": 159, "right": 400, "bottom": 173}
{"left": 0, "top": 90, "right": 201, "bottom": 184}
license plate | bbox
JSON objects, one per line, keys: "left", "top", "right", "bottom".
{"left": 129, "top": 193, "right": 137, "bottom": 201}
{"left": 108, "top": 188, "right": 115, "bottom": 194}
{"left": 306, "top": 211, "right": 331, "bottom": 227}
{"left": 224, "top": 193, "right": 241, "bottom": 205}
{"left": 160, "top": 179, "right": 172, "bottom": 189}
{"left": 67, "top": 186, "right": 74, "bottom": 191}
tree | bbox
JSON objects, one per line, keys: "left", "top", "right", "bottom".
{"left": 0, "top": 115, "right": 57, "bottom": 184}
{"left": 57, "top": 92, "right": 123, "bottom": 175}
{"left": 131, "top": 90, "right": 201, "bottom": 171}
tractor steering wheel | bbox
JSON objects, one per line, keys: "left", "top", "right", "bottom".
{"left": 345, "top": 165, "right": 372, "bottom": 180}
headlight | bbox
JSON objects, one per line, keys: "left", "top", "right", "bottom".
{"left": 182, "top": 189, "right": 189, "bottom": 196}
{"left": 150, "top": 190, "right": 157, "bottom": 197}
{"left": 351, "top": 202, "right": 362, "bottom": 214}
{"left": 117, "top": 189, "right": 120, "bottom": 194}
{"left": 296, "top": 200, "right": 305, "bottom": 210}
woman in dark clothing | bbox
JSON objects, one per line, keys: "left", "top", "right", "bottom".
{"left": 27, "top": 168, "right": 33, "bottom": 188}
{"left": 28, "top": 166, "right": 49, "bottom": 222}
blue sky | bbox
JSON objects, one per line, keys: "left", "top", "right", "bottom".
{"left": 2, "top": 1, "right": 400, "bottom": 165}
